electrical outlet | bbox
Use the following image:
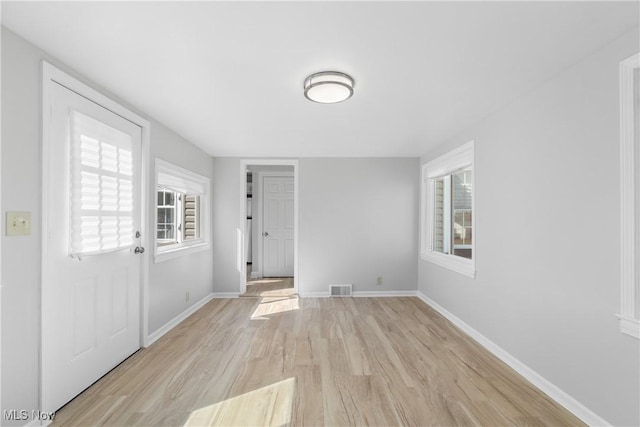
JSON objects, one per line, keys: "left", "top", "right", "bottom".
{"left": 6, "top": 211, "right": 31, "bottom": 236}
{"left": 376, "top": 276, "right": 383, "bottom": 286}
{"left": 185, "top": 291, "right": 190, "bottom": 302}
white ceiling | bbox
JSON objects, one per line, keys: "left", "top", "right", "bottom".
{"left": 2, "top": 1, "right": 638, "bottom": 157}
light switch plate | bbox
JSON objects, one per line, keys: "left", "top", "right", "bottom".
{"left": 6, "top": 211, "right": 31, "bottom": 236}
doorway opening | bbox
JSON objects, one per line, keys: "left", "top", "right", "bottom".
{"left": 239, "top": 160, "right": 298, "bottom": 297}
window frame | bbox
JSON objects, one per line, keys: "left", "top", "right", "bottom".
{"left": 618, "top": 53, "right": 640, "bottom": 339}
{"left": 421, "top": 140, "right": 476, "bottom": 278}
{"left": 154, "top": 159, "right": 210, "bottom": 263}
{"left": 156, "top": 188, "right": 178, "bottom": 245}
{"left": 156, "top": 189, "right": 201, "bottom": 245}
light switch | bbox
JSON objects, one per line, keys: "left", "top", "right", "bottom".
{"left": 6, "top": 211, "right": 31, "bottom": 236}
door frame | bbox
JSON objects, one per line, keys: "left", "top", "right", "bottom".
{"left": 239, "top": 160, "right": 298, "bottom": 295}
{"left": 255, "top": 171, "right": 294, "bottom": 279}
{"left": 41, "top": 61, "right": 151, "bottom": 410}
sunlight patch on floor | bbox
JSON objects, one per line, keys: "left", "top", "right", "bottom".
{"left": 184, "top": 377, "right": 296, "bottom": 427}
{"left": 251, "top": 287, "right": 296, "bottom": 298}
{"left": 251, "top": 296, "right": 300, "bottom": 319}
{"left": 247, "top": 278, "right": 285, "bottom": 285}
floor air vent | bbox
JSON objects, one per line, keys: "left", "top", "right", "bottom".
{"left": 330, "top": 284, "right": 352, "bottom": 297}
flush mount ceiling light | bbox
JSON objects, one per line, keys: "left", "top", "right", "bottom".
{"left": 304, "top": 71, "right": 354, "bottom": 104}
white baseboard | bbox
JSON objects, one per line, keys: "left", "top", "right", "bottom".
{"left": 416, "top": 292, "right": 611, "bottom": 427}
{"left": 24, "top": 421, "right": 46, "bottom": 427}
{"left": 24, "top": 419, "right": 52, "bottom": 427}
{"left": 352, "top": 290, "right": 418, "bottom": 297}
{"left": 146, "top": 293, "right": 214, "bottom": 346}
{"left": 212, "top": 292, "right": 240, "bottom": 298}
{"left": 298, "top": 290, "right": 418, "bottom": 298}
{"left": 617, "top": 313, "right": 640, "bottom": 338}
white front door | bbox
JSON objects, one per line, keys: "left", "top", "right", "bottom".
{"left": 42, "top": 82, "right": 142, "bottom": 412}
{"left": 262, "top": 176, "right": 294, "bottom": 277}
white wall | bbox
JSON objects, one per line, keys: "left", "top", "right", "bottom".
{"left": 299, "top": 158, "right": 418, "bottom": 295}
{"left": 211, "top": 157, "right": 419, "bottom": 296}
{"left": 148, "top": 125, "right": 214, "bottom": 334}
{"left": 418, "top": 29, "right": 640, "bottom": 426}
{"left": 211, "top": 157, "right": 242, "bottom": 294}
{"left": 1, "top": 29, "right": 40, "bottom": 424}
{"left": 1, "top": 27, "right": 214, "bottom": 424}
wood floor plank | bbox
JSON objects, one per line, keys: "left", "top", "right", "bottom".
{"left": 51, "top": 292, "right": 585, "bottom": 427}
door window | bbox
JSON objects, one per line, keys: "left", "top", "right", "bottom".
{"left": 69, "top": 111, "right": 134, "bottom": 256}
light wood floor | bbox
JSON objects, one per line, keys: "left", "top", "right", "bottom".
{"left": 242, "top": 276, "right": 295, "bottom": 297}
{"left": 51, "top": 297, "right": 584, "bottom": 426}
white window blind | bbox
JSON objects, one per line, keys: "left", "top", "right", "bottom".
{"left": 156, "top": 170, "right": 206, "bottom": 195}
{"left": 70, "top": 110, "right": 134, "bottom": 256}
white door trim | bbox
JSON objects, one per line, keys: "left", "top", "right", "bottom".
{"left": 255, "top": 171, "right": 294, "bottom": 279}
{"left": 239, "top": 160, "right": 298, "bottom": 295}
{"left": 41, "top": 61, "right": 151, "bottom": 410}
{"left": 618, "top": 52, "right": 640, "bottom": 338}
{"left": 0, "top": 36, "right": 3, "bottom": 419}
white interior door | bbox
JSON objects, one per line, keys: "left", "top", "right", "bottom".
{"left": 42, "top": 82, "right": 142, "bottom": 412}
{"left": 262, "top": 176, "right": 294, "bottom": 277}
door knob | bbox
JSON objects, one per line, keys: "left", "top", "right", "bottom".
{"left": 134, "top": 246, "right": 145, "bottom": 254}
{"left": 263, "top": 231, "right": 269, "bottom": 237}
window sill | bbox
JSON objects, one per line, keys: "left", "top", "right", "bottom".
{"left": 421, "top": 251, "right": 476, "bottom": 278}
{"left": 154, "top": 241, "right": 210, "bottom": 263}
{"left": 617, "top": 314, "right": 640, "bottom": 339}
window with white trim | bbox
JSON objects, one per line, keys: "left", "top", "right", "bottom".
{"left": 618, "top": 53, "right": 639, "bottom": 338}
{"left": 421, "top": 141, "right": 475, "bottom": 278}
{"left": 157, "top": 189, "right": 200, "bottom": 246}
{"left": 155, "top": 159, "right": 210, "bottom": 262}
